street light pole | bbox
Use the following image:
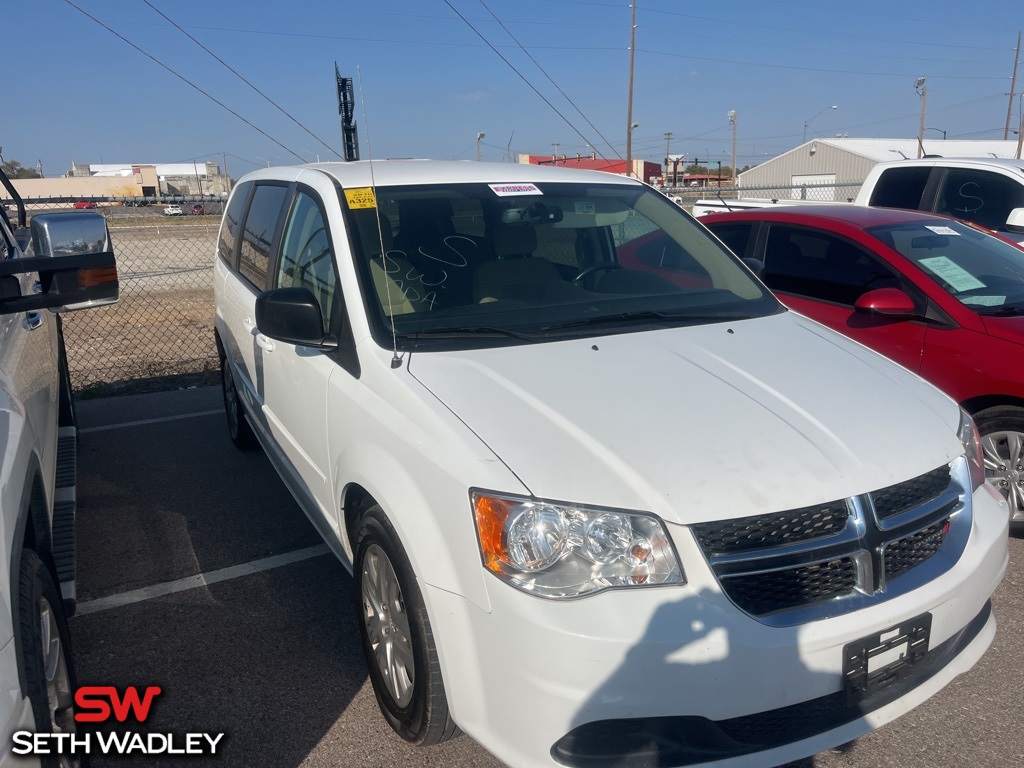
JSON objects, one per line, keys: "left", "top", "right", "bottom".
{"left": 915, "top": 77, "right": 927, "bottom": 158}
{"left": 727, "top": 111, "right": 737, "bottom": 184}
{"left": 803, "top": 105, "right": 838, "bottom": 143}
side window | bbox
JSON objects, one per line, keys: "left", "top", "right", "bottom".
{"left": 763, "top": 225, "right": 900, "bottom": 306}
{"left": 868, "top": 167, "right": 931, "bottom": 209}
{"left": 218, "top": 182, "right": 251, "bottom": 265}
{"left": 276, "top": 191, "right": 335, "bottom": 330}
{"left": 238, "top": 184, "right": 289, "bottom": 289}
{"left": 708, "top": 222, "right": 756, "bottom": 258}
{"left": 935, "top": 170, "right": 1024, "bottom": 231}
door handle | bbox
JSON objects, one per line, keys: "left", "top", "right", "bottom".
{"left": 242, "top": 317, "right": 258, "bottom": 335}
{"left": 255, "top": 334, "right": 275, "bottom": 352}
{"left": 23, "top": 312, "right": 44, "bottom": 331}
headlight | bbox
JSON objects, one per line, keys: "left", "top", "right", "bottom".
{"left": 472, "top": 491, "right": 685, "bottom": 598}
{"left": 958, "top": 408, "right": 985, "bottom": 491}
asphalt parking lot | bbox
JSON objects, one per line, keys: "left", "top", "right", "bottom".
{"left": 70, "top": 386, "right": 1024, "bottom": 768}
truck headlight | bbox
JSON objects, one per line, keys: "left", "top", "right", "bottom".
{"left": 472, "top": 491, "right": 685, "bottom": 598}
{"left": 958, "top": 408, "right": 985, "bottom": 491}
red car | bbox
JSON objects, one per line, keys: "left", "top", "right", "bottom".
{"left": 702, "top": 205, "right": 1024, "bottom": 531}
{"left": 73, "top": 200, "right": 96, "bottom": 209}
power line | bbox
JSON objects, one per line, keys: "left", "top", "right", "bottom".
{"left": 142, "top": 0, "right": 342, "bottom": 160}
{"left": 61, "top": 0, "right": 304, "bottom": 163}
{"left": 441, "top": 0, "right": 608, "bottom": 162}
{"left": 478, "top": 0, "right": 618, "bottom": 159}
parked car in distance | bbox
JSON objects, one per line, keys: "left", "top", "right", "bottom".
{"left": 163, "top": 204, "right": 183, "bottom": 216}
{"left": 189, "top": 203, "right": 206, "bottom": 215}
{"left": 703, "top": 205, "right": 1024, "bottom": 532}
{"left": 72, "top": 200, "right": 95, "bottom": 209}
{"left": 214, "top": 160, "right": 1007, "bottom": 768}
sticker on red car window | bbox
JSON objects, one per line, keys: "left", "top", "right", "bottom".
{"left": 925, "top": 225, "right": 960, "bottom": 236}
{"left": 489, "top": 183, "right": 543, "bottom": 197}
{"left": 919, "top": 256, "right": 986, "bottom": 292}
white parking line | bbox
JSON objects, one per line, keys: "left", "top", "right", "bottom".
{"left": 79, "top": 410, "right": 223, "bottom": 434}
{"left": 74, "top": 544, "right": 331, "bottom": 616}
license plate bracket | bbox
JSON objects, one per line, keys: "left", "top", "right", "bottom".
{"left": 842, "top": 612, "right": 931, "bottom": 705}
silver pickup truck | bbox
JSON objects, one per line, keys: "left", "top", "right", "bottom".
{"left": 0, "top": 168, "right": 118, "bottom": 767}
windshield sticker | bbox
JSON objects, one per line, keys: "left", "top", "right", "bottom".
{"left": 344, "top": 187, "right": 377, "bottom": 209}
{"left": 574, "top": 201, "right": 596, "bottom": 214}
{"left": 489, "top": 183, "right": 543, "bottom": 197}
{"left": 918, "top": 256, "right": 987, "bottom": 292}
{"left": 960, "top": 295, "right": 1005, "bottom": 306}
{"left": 925, "top": 225, "right": 960, "bottom": 236}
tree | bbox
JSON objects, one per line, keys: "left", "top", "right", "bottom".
{"left": 1, "top": 160, "right": 40, "bottom": 179}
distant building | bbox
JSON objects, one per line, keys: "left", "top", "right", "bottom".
{"left": 11, "top": 161, "right": 230, "bottom": 201}
{"left": 518, "top": 154, "right": 661, "bottom": 184}
{"left": 738, "top": 139, "right": 1023, "bottom": 200}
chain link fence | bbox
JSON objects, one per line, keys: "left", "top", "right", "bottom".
{"left": 11, "top": 198, "right": 225, "bottom": 392}
{"left": 666, "top": 181, "right": 863, "bottom": 209}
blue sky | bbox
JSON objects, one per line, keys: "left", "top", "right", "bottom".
{"left": 3, "top": 0, "right": 1022, "bottom": 178}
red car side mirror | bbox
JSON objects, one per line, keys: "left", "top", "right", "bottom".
{"left": 854, "top": 287, "right": 917, "bottom": 318}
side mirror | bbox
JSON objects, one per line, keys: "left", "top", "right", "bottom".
{"left": 854, "top": 287, "right": 917, "bottom": 319}
{"left": 1004, "top": 207, "right": 1024, "bottom": 234}
{"left": 741, "top": 257, "right": 764, "bottom": 277}
{"left": 256, "top": 287, "right": 337, "bottom": 349}
{"left": 0, "top": 212, "right": 119, "bottom": 316}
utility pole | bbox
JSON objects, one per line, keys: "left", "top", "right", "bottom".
{"left": 625, "top": 0, "right": 637, "bottom": 178}
{"left": 1005, "top": 31, "right": 1022, "bottom": 140}
{"left": 222, "top": 151, "right": 231, "bottom": 192}
{"left": 727, "top": 111, "right": 737, "bottom": 185}
{"left": 476, "top": 132, "right": 485, "bottom": 162}
{"left": 551, "top": 142, "right": 560, "bottom": 161}
{"left": 915, "top": 77, "right": 927, "bottom": 159}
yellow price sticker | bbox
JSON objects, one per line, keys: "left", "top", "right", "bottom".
{"left": 345, "top": 187, "right": 377, "bottom": 209}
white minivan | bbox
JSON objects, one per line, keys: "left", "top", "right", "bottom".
{"left": 213, "top": 160, "right": 1008, "bottom": 768}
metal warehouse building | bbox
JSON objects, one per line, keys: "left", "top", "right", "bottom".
{"left": 739, "top": 139, "right": 1023, "bottom": 201}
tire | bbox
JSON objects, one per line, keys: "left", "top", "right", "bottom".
{"left": 18, "top": 550, "right": 83, "bottom": 768}
{"left": 220, "top": 354, "right": 258, "bottom": 450}
{"left": 354, "top": 505, "right": 459, "bottom": 745}
{"left": 974, "top": 406, "right": 1024, "bottom": 535}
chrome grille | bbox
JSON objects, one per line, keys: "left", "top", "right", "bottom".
{"left": 884, "top": 521, "right": 949, "bottom": 581}
{"left": 693, "top": 461, "right": 969, "bottom": 625}
{"left": 872, "top": 465, "right": 951, "bottom": 520}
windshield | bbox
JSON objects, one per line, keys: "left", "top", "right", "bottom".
{"left": 866, "top": 219, "right": 1024, "bottom": 314}
{"left": 344, "top": 181, "right": 779, "bottom": 349}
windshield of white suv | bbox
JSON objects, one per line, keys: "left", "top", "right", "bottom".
{"left": 344, "top": 182, "right": 779, "bottom": 348}
{"left": 867, "top": 219, "right": 1024, "bottom": 315}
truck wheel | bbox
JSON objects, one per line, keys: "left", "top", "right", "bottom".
{"left": 18, "top": 550, "right": 82, "bottom": 768}
{"left": 221, "top": 355, "right": 257, "bottom": 450}
{"left": 974, "top": 406, "right": 1024, "bottom": 535}
{"left": 354, "top": 505, "right": 459, "bottom": 745}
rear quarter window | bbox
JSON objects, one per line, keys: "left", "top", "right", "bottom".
{"left": 238, "top": 184, "right": 289, "bottom": 289}
{"left": 218, "top": 182, "right": 252, "bottom": 266}
{"left": 869, "top": 167, "right": 932, "bottom": 209}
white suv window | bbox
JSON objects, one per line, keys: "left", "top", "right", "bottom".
{"left": 239, "top": 184, "right": 289, "bottom": 289}
{"left": 277, "top": 191, "right": 335, "bottom": 330}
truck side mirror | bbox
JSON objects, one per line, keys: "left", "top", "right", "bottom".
{"left": 1004, "top": 207, "right": 1024, "bottom": 234}
{"left": 0, "top": 212, "right": 119, "bottom": 316}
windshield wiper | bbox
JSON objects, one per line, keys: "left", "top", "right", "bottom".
{"left": 398, "top": 326, "right": 542, "bottom": 340}
{"left": 540, "top": 309, "right": 749, "bottom": 331}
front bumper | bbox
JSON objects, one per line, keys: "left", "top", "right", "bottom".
{"left": 423, "top": 481, "right": 1008, "bottom": 768}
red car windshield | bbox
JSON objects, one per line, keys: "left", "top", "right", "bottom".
{"left": 866, "top": 219, "right": 1024, "bottom": 315}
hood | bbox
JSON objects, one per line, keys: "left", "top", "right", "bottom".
{"left": 980, "top": 314, "right": 1024, "bottom": 346}
{"left": 408, "top": 313, "right": 963, "bottom": 525}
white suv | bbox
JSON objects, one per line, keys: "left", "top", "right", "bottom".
{"left": 213, "top": 160, "right": 1008, "bottom": 768}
